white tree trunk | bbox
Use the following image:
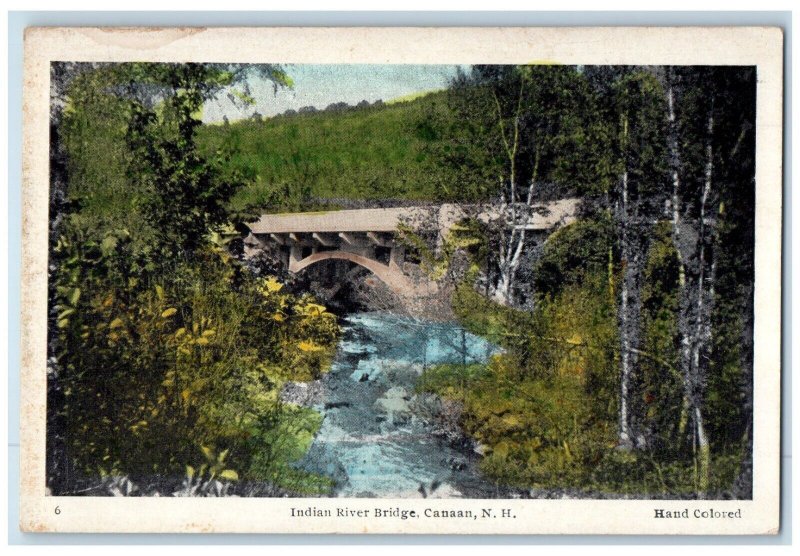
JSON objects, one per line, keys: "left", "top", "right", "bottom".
{"left": 667, "top": 83, "right": 694, "bottom": 439}
{"left": 691, "top": 107, "right": 715, "bottom": 494}
{"left": 489, "top": 82, "right": 536, "bottom": 308}
{"left": 618, "top": 166, "right": 632, "bottom": 447}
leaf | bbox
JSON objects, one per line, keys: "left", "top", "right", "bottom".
{"left": 493, "top": 441, "right": 510, "bottom": 460}
{"left": 298, "top": 340, "right": 323, "bottom": 352}
{"left": 186, "top": 465, "right": 195, "bottom": 479}
{"left": 195, "top": 337, "right": 210, "bottom": 346}
{"left": 100, "top": 235, "right": 118, "bottom": 255}
{"left": 263, "top": 276, "right": 283, "bottom": 293}
{"left": 69, "top": 288, "right": 81, "bottom": 306}
{"left": 58, "top": 307, "right": 75, "bottom": 319}
{"left": 201, "top": 329, "right": 216, "bottom": 337}
{"left": 219, "top": 469, "right": 239, "bottom": 481}
{"left": 502, "top": 414, "right": 522, "bottom": 428}
{"left": 109, "top": 318, "right": 124, "bottom": 329}
{"left": 57, "top": 318, "right": 70, "bottom": 329}
{"left": 231, "top": 89, "right": 255, "bottom": 106}
{"left": 300, "top": 303, "right": 327, "bottom": 316}
{"left": 161, "top": 308, "right": 178, "bottom": 318}
{"left": 174, "top": 327, "right": 187, "bottom": 338}
{"left": 155, "top": 285, "right": 165, "bottom": 300}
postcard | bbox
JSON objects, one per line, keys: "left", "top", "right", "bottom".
{"left": 19, "top": 26, "right": 783, "bottom": 534}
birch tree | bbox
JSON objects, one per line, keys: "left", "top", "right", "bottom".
{"left": 613, "top": 73, "right": 669, "bottom": 449}
{"left": 584, "top": 67, "right": 669, "bottom": 449}
{"left": 705, "top": 67, "right": 757, "bottom": 496}
{"left": 665, "top": 67, "right": 708, "bottom": 492}
{"left": 433, "top": 65, "right": 612, "bottom": 307}
{"left": 664, "top": 67, "right": 745, "bottom": 493}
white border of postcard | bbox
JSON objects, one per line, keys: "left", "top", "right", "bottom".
{"left": 20, "top": 26, "right": 783, "bottom": 534}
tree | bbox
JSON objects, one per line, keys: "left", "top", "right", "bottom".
{"left": 51, "top": 62, "right": 292, "bottom": 261}
{"left": 606, "top": 70, "right": 669, "bottom": 449}
{"left": 124, "top": 63, "right": 249, "bottom": 264}
{"left": 432, "top": 65, "right": 615, "bottom": 306}
{"left": 47, "top": 63, "right": 348, "bottom": 496}
{"left": 664, "top": 66, "right": 756, "bottom": 494}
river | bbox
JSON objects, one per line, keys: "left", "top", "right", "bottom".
{"left": 289, "top": 312, "right": 503, "bottom": 498}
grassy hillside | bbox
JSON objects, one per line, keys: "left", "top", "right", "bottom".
{"left": 197, "top": 92, "right": 450, "bottom": 213}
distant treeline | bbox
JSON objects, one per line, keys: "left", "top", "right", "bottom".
{"left": 242, "top": 98, "right": 387, "bottom": 122}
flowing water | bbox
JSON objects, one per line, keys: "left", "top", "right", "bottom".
{"left": 292, "top": 312, "right": 502, "bottom": 498}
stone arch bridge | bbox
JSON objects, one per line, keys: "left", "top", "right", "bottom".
{"left": 243, "top": 200, "right": 579, "bottom": 297}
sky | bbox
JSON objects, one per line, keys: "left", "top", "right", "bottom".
{"left": 202, "top": 64, "right": 464, "bottom": 123}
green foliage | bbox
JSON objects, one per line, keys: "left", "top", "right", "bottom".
{"left": 60, "top": 63, "right": 251, "bottom": 271}
{"left": 197, "top": 93, "right": 453, "bottom": 212}
{"left": 245, "top": 279, "right": 340, "bottom": 382}
{"left": 394, "top": 217, "right": 488, "bottom": 285}
{"left": 180, "top": 445, "right": 240, "bottom": 497}
{"left": 639, "top": 222, "right": 684, "bottom": 454}
{"left": 51, "top": 236, "right": 339, "bottom": 488}
{"left": 444, "top": 256, "right": 619, "bottom": 490}
{"left": 420, "top": 357, "right": 615, "bottom": 489}
{"left": 124, "top": 66, "right": 248, "bottom": 261}
{"left": 700, "top": 207, "right": 753, "bottom": 457}
{"left": 60, "top": 69, "right": 143, "bottom": 239}
{"left": 443, "top": 215, "right": 746, "bottom": 495}
{"left": 700, "top": 69, "right": 756, "bottom": 453}
{"left": 442, "top": 277, "right": 746, "bottom": 494}
{"left": 587, "top": 437, "right": 747, "bottom": 496}
{"left": 425, "top": 65, "right": 618, "bottom": 201}
{"left": 534, "top": 216, "right": 615, "bottom": 298}
{"left": 49, "top": 63, "right": 339, "bottom": 495}
{"left": 244, "top": 404, "right": 333, "bottom": 494}
{"left": 609, "top": 71, "right": 669, "bottom": 199}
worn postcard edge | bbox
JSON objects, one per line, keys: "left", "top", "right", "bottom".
{"left": 19, "top": 26, "right": 784, "bottom": 535}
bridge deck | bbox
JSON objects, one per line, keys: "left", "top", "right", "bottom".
{"left": 247, "top": 199, "right": 580, "bottom": 235}
{"left": 249, "top": 207, "right": 422, "bottom": 234}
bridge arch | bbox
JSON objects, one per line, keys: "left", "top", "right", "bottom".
{"left": 290, "top": 250, "right": 415, "bottom": 295}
